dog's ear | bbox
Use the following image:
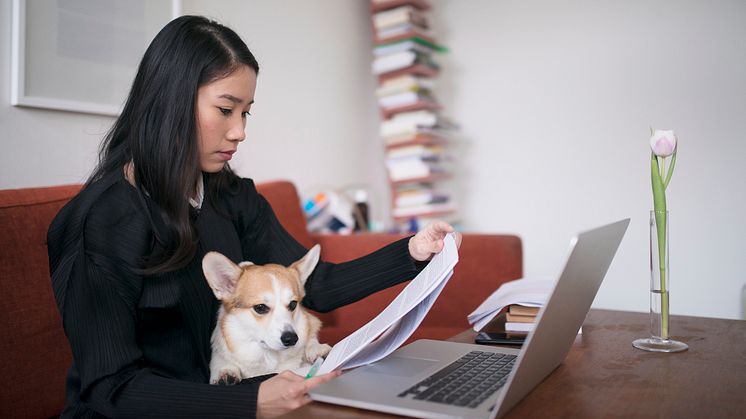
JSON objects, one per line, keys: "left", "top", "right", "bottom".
{"left": 290, "top": 244, "right": 321, "bottom": 285}
{"left": 202, "top": 252, "right": 242, "bottom": 301}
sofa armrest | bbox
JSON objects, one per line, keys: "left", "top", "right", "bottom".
{"left": 310, "top": 232, "right": 523, "bottom": 343}
{"left": 310, "top": 232, "right": 410, "bottom": 262}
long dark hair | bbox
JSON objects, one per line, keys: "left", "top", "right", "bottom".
{"left": 89, "top": 15, "right": 259, "bottom": 274}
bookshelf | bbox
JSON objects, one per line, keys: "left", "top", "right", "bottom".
{"left": 369, "top": 0, "right": 457, "bottom": 230}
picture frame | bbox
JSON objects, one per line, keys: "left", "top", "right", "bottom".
{"left": 10, "top": 0, "right": 182, "bottom": 116}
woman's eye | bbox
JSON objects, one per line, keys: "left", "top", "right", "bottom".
{"left": 253, "top": 304, "right": 270, "bottom": 314}
{"left": 241, "top": 111, "right": 252, "bottom": 118}
{"left": 288, "top": 301, "right": 298, "bottom": 311}
{"left": 219, "top": 108, "right": 232, "bottom": 116}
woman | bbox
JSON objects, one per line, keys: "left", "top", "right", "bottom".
{"left": 48, "top": 15, "right": 458, "bottom": 418}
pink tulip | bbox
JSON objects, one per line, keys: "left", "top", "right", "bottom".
{"left": 650, "top": 129, "right": 677, "bottom": 157}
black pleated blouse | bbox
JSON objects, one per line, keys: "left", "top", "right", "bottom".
{"left": 47, "top": 171, "right": 422, "bottom": 418}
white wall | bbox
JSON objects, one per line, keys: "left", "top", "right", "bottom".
{"left": 2, "top": 1, "right": 744, "bottom": 320}
{"left": 0, "top": 1, "right": 114, "bottom": 187}
{"left": 430, "top": 0, "right": 746, "bottom": 320}
{"left": 1, "top": 0, "right": 389, "bottom": 221}
{"left": 180, "top": 0, "right": 388, "bottom": 219}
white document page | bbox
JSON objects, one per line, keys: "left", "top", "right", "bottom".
{"left": 467, "top": 277, "right": 554, "bottom": 332}
{"left": 316, "top": 233, "right": 459, "bottom": 375}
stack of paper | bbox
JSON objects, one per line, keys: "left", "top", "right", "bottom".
{"left": 467, "top": 278, "right": 554, "bottom": 332}
{"left": 316, "top": 233, "right": 459, "bottom": 375}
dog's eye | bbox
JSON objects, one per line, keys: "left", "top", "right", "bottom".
{"left": 253, "top": 304, "right": 270, "bottom": 314}
{"left": 288, "top": 301, "right": 298, "bottom": 311}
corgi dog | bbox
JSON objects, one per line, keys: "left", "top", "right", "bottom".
{"left": 202, "top": 244, "right": 332, "bottom": 384}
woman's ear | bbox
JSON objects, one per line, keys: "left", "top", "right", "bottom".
{"left": 202, "top": 252, "right": 242, "bottom": 300}
{"left": 290, "top": 244, "right": 321, "bottom": 285}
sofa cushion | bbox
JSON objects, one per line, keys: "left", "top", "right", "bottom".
{"left": 255, "top": 180, "right": 315, "bottom": 249}
{"left": 0, "top": 184, "right": 81, "bottom": 419}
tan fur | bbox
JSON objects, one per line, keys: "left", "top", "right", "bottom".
{"left": 203, "top": 245, "right": 331, "bottom": 384}
{"left": 234, "top": 264, "right": 304, "bottom": 307}
{"left": 220, "top": 264, "right": 303, "bottom": 352}
{"left": 219, "top": 316, "right": 236, "bottom": 354}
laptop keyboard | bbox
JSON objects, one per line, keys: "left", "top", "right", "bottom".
{"left": 397, "top": 350, "right": 516, "bottom": 408}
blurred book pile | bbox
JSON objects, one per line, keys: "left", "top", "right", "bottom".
{"left": 370, "top": 0, "right": 458, "bottom": 232}
{"left": 504, "top": 304, "right": 540, "bottom": 332}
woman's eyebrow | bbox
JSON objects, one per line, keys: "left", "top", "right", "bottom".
{"left": 218, "top": 94, "right": 254, "bottom": 105}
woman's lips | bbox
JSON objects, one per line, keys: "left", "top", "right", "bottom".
{"left": 217, "top": 150, "right": 236, "bottom": 161}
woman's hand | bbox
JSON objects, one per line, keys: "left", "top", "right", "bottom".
{"left": 408, "top": 220, "right": 462, "bottom": 261}
{"left": 257, "top": 370, "right": 340, "bottom": 419}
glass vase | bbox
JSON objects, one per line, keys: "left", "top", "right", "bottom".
{"left": 633, "top": 210, "right": 688, "bottom": 353}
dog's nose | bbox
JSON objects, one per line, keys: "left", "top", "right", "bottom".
{"left": 281, "top": 331, "right": 298, "bottom": 347}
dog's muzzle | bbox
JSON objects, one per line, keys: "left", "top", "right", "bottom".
{"left": 280, "top": 331, "right": 298, "bottom": 347}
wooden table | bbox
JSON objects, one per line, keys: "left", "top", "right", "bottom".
{"left": 284, "top": 309, "right": 746, "bottom": 418}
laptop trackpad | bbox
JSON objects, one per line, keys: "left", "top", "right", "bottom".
{"left": 365, "top": 356, "right": 438, "bottom": 377}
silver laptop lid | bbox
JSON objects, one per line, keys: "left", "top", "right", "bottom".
{"left": 491, "top": 218, "right": 629, "bottom": 418}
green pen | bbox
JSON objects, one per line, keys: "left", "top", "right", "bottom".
{"left": 305, "top": 357, "right": 324, "bottom": 379}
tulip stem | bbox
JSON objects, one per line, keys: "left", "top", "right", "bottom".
{"left": 651, "top": 153, "right": 669, "bottom": 340}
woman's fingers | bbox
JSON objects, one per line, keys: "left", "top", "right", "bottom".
{"left": 304, "top": 370, "right": 341, "bottom": 391}
{"left": 257, "top": 370, "right": 341, "bottom": 418}
{"left": 409, "top": 221, "right": 458, "bottom": 261}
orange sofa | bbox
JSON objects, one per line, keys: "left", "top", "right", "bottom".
{"left": 0, "top": 181, "right": 522, "bottom": 418}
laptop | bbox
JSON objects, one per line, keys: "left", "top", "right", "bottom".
{"left": 310, "top": 219, "right": 629, "bottom": 419}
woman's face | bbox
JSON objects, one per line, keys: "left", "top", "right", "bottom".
{"left": 195, "top": 65, "right": 257, "bottom": 173}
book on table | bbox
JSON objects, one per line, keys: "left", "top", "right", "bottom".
{"left": 467, "top": 279, "right": 584, "bottom": 334}
{"left": 505, "top": 305, "right": 539, "bottom": 332}
{"left": 505, "top": 312, "right": 536, "bottom": 323}
{"left": 467, "top": 277, "right": 553, "bottom": 332}
{"left": 504, "top": 322, "right": 535, "bottom": 332}
{"left": 508, "top": 304, "right": 540, "bottom": 317}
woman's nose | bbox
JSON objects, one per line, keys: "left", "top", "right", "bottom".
{"left": 229, "top": 119, "right": 246, "bottom": 142}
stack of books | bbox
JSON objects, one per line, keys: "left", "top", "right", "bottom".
{"left": 375, "top": 74, "right": 439, "bottom": 119}
{"left": 467, "top": 277, "right": 584, "bottom": 336}
{"left": 504, "top": 304, "right": 540, "bottom": 332}
{"left": 467, "top": 278, "right": 553, "bottom": 332}
{"left": 371, "top": 0, "right": 436, "bottom": 49}
{"left": 370, "top": 0, "right": 457, "bottom": 229}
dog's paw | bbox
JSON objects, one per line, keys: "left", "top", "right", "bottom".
{"left": 305, "top": 342, "right": 332, "bottom": 363}
{"left": 211, "top": 371, "right": 241, "bottom": 386}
